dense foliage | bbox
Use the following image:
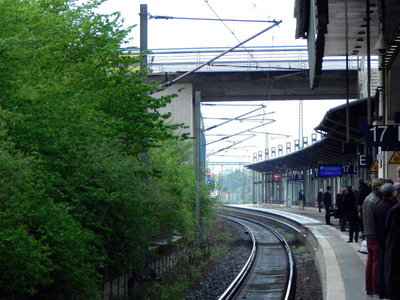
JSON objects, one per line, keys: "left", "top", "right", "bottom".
{"left": 0, "top": 0, "right": 211, "bottom": 298}
{"left": 219, "top": 168, "right": 253, "bottom": 203}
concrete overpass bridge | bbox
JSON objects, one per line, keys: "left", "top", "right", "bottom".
{"left": 132, "top": 45, "right": 372, "bottom": 141}
{"left": 126, "top": 45, "right": 367, "bottom": 101}
{"left": 149, "top": 69, "right": 358, "bottom": 101}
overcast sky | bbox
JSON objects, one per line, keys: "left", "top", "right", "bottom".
{"left": 99, "top": 0, "right": 306, "bottom": 49}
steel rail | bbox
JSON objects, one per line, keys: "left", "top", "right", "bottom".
{"left": 219, "top": 213, "right": 296, "bottom": 300}
{"left": 217, "top": 216, "right": 257, "bottom": 300}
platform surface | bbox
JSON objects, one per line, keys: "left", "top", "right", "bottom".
{"left": 228, "top": 203, "right": 375, "bottom": 300}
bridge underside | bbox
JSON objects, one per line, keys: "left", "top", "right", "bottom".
{"left": 149, "top": 70, "right": 357, "bottom": 101}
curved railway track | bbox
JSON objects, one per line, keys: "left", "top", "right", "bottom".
{"left": 219, "top": 215, "right": 296, "bottom": 300}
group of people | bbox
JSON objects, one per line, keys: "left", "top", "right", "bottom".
{"left": 362, "top": 176, "right": 400, "bottom": 299}
{"left": 316, "top": 167, "right": 400, "bottom": 300}
{"left": 335, "top": 180, "right": 371, "bottom": 241}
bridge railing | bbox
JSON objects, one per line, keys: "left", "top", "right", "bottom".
{"left": 122, "top": 46, "right": 378, "bottom": 73}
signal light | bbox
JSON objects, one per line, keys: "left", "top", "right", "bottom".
{"left": 273, "top": 174, "right": 281, "bottom": 180}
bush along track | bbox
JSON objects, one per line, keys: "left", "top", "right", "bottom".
{"left": 0, "top": 0, "right": 213, "bottom": 298}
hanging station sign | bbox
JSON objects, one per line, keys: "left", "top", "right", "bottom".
{"left": 366, "top": 125, "right": 400, "bottom": 150}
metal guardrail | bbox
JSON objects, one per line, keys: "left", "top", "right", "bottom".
{"left": 122, "top": 45, "right": 378, "bottom": 73}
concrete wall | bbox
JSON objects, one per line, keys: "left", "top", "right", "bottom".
{"left": 153, "top": 83, "right": 194, "bottom": 137}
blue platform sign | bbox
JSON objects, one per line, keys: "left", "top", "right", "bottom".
{"left": 318, "top": 165, "right": 343, "bottom": 177}
{"left": 367, "top": 125, "right": 400, "bottom": 150}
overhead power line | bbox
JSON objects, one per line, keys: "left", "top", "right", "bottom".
{"left": 159, "top": 20, "right": 281, "bottom": 88}
{"left": 206, "top": 120, "right": 275, "bottom": 146}
{"left": 203, "top": 0, "right": 280, "bottom": 83}
{"left": 207, "top": 135, "right": 256, "bottom": 156}
{"left": 149, "top": 15, "right": 277, "bottom": 23}
{"left": 205, "top": 105, "right": 265, "bottom": 131}
{"left": 202, "top": 103, "right": 265, "bottom": 107}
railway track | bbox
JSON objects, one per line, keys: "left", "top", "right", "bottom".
{"left": 219, "top": 214, "right": 296, "bottom": 300}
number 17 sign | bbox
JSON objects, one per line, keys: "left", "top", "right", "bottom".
{"left": 367, "top": 125, "right": 400, "bottom": 150}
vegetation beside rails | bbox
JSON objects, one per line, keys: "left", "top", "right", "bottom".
{"left": 135, "top": 219, "right": 233, "bottom": 299}
{"left": 0, "top": 0, "right": 214, "bottom": 298}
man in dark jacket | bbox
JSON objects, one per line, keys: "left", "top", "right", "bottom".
{"left": 374, "top": 183, "right": 396, "bottom": 299}
{"left": 357, "top": 178, "right": 371, "bottom": 235}
{"left": 298, "top": 189, "right": 305, "bottom": 210}
{"left": 336, "top": 187, "right": 346, "bottom": 231}
{"left": 317, "top": 188, "right": 323, "bottom": 212}
{"left": 343, "top": 186, "right": 359, "bottom": 242}
{"left": 362, "top": 178, "right": 385, "bottom": 297}
{"left": 323, "top": 186, "right": 333, "bottom": 225}
{"left": 384, "top": 183, "right": 400, "bottom": 300}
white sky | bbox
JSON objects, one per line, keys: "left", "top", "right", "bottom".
{"left": 98, "top": 0, "right": 350, "bottom": 168}
{"left": 202, "top": 100, "right": 347, "bottom": 165}
{"left": 99, "top": 0, "right": 305, "bottom": 49}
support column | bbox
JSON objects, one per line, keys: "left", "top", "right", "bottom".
{"left": 282, "top": 176, "right": 288, "bottom": 207}
{"left": 194, "top": 91, "right": 202, "bottom": 233}
{"left": 304, "top": 169, "right": 310, "bottom": 208}
{"left": 252, "top": 170, "right": 256, "bottom": 204}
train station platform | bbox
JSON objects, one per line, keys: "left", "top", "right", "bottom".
{"left": 227, "top": 203, "right": 374, "bottom": 300}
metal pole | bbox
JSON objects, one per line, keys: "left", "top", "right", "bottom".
{"left": 194, "top": 91, "right": 202, "bottom": 235}
{"left": 366, "top": 0, "right": 372, "bottom": 125}
{"left": 140, "top": 4, "right": 148, "bottom": 71}
{"left": 345, "top": 0, "right": 350, "bottom": 143}
{"left": 252, "top": 170, "right": 256, "bottom": 204}
{"left": 299, "top": 100, "right": 303, "bottom": 148}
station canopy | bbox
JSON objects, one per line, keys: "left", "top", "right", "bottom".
{"left": 246, "top": 98, "right": 373, "bottom": 173}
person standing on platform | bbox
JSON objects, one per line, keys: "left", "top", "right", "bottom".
{"left": 298, "top": 189, "right": 305, "bottom": 210}
{"left": 357, "top": 178, "right": 372, "bottom": 237}
{"left": 343, "top": 186, "right": 359, "bottom": 242}
{"left": 323, "top": 186, "right": 333, "bottom": 225}
{"left": 374, "top": 183, "right": 396, "bottom": 299}
{"left": 384, "top": 183, "right": 400, "bottom": 300}
{"left": 397, "top": 165, "right": 400, "bottom": 182}
{"left": 336, "top": 187, "right": 346, "bottom": 231}
{"left": 362, "top": 178, "right": 385, "bottom": 297}
{"left": 317, "top": 188, "right": 323, "bottom": 212}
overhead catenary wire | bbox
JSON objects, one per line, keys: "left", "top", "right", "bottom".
{"left": 249, "top": 131, "right": 291, "bottom": 138}
{"left": 148, "top": 3, "right": 282, "bottom": 89}
{"left": 203, "top": 0, "right": 276, "bottom": 68}
{"left": 209, "top": 64, "right": 306, "bottom": 71}
{"left": 206, "top": 120, "right": 275, "bottom": 146}
{"left": 203, "top": 0, "right": 279, "bottom": 102}
{"left": 211, "top": 155, "right": 252, "bottom": 158}
{"left": 149, "top": 15, "right": 277, "bottom": 23}
{"left": 206, "top": 133, "right": 255, "bottom": 136}
{"left": 202, "top": 103, "right": 265, "bottom": 107}
{"left": 205, "top": 105, "right": 265, "bottom": 131}
{"left": 206, "top": 118, "right": 275, "bottom": 122}
{"left": 207, "top": 135, "right": 256, "bottom": 156}
{"left": 247, "top": 0, "right": 267, "bottom": 16}
{"left": 159, "top": 20, "right": 281, "bottom": 88}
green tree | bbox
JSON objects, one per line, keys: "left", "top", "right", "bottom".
{"left": 0, "top": 0, "right": 212, "bottom": 297}
{"left": 0, "top": 140, "right": 99, "bottom": 298}
{"left": 146, "top": 140, "right": 214, "bottom": 241}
